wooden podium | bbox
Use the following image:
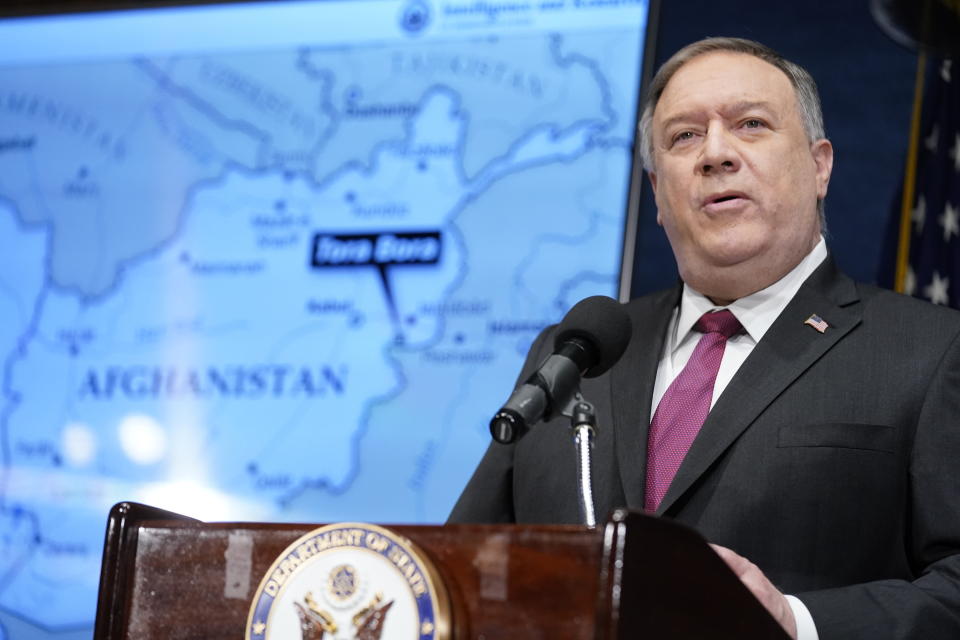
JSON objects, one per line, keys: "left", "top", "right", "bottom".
{"left": 94, "top": 502, "right": 789, "bottom": 639}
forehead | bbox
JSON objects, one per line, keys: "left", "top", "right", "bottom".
{"left": 653, "top": 51, "right": 798, "bottom": 124}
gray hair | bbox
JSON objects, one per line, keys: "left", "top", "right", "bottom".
{"left": 638, "top": 37, "right": 828, "bottom": 223}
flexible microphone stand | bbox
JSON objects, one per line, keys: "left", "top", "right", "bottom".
{"left": 561, "top": 394, "right": 598, "bottom": 528}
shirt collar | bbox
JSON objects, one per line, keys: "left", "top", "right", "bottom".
{"left": 673, "top": 237, "right": 828, "bottom": 347}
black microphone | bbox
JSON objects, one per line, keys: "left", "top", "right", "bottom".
{"left": 489, "top": 295, "right": 632, "bottom": 444}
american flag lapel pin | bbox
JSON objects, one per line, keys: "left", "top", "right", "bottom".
{"left": 804, "top": 314, "right": 829, "bottom": 333}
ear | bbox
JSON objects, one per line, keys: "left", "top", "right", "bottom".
{"left": 647, "top": 171, "right": 664, "bottom": 226}
{"left": 810, "top": 139, "right": 833, "bottom": 200}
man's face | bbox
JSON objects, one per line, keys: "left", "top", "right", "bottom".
{"left": 648, "top": 51, "right": 833, "bottom": 303}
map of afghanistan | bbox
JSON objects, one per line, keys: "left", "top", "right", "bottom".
{"left": 0, "top": 30, "right": 640, "bottom": 634}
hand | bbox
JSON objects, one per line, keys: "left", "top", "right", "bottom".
{"left": 710, "top": 543, "right": 797, "bottom": 640}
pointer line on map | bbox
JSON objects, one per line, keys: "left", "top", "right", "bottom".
{"left": 310, "top": 231, "right": 443, "bottom": 340}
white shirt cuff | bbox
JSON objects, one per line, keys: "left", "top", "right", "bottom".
{"left": 785, "top": 594, "right": 819, "bottom": 640}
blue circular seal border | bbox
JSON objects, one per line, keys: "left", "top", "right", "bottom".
{"left": 399, "top": 0, "right": 431, "bottom": 35}
{"left": 246, "top": 522, "right": 450, "bottom": 639}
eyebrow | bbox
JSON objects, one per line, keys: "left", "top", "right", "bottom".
{"left": 657, "top": 100, "right": 778, "bottom": 134}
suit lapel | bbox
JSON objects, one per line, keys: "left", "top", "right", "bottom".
{"left": 610, "top": 285, "right": 681, "bottom": 510}
{"left": 656, "top": 259, "right": 863, "bottom": 515}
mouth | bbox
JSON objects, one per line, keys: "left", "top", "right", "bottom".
{"left": 703, "top": 191, "right": 748, "bottom": 209}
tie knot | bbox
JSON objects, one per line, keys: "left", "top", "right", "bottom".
{"left": 694, "top": 309, "right": 743, "bottom": 339}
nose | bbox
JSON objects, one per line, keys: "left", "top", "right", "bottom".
{"left": 698, "top": 125, "right": 740, "bottom": 175}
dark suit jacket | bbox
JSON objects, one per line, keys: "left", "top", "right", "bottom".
{"left": 449, "top": 258, "right": 960, "bottom": 639}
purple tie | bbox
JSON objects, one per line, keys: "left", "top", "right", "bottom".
{"left": 644, "top": 309, "right": 743, "bottom": 512}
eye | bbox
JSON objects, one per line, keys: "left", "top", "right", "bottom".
{"left": 671, "top": 130, "right": 696, "bottom": 144}
{"left": 742, "top": 118, "right": 766, "bottom": 129}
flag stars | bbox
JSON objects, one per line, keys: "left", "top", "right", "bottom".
{"left": 904, "top": 266, "right": 916, "bottom": 296}
{"left": 898, "top": 58, "right": 957, "bottom": 310}
{"left": 913, "top": 195, "right": 926, "bottom": 233}
{"left": 925, "top": 124, "right": 939, "bottom": 153}
{"left": 924, "top": 271, "right": 950, "bottom": 306}
{"left": 939, "top": 202, "right": 959, "bottom": 242}
{"left": 952, "top": 133, "right": 960, "bottom": 172}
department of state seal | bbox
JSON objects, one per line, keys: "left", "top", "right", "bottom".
{"left": 246, "top": 523, "right": 450, "bottom": 640}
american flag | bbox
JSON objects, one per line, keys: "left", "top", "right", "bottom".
{"left": 882, "top": 56, "right": 960, "bottom": 307}
{"left": 804, "top": 314, "right": 829, "bottom": 333}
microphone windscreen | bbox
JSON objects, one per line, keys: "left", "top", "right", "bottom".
{"left": 554, "top": 295, "right": 632, "bottom": 377}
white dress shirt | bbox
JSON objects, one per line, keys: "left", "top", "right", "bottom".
{"left": 651, "top": 237, "right": 828, "bottom": 640}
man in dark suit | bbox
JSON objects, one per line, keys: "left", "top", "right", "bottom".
{"left": 448, "top": 37, "right": 960, "bottom": 639}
